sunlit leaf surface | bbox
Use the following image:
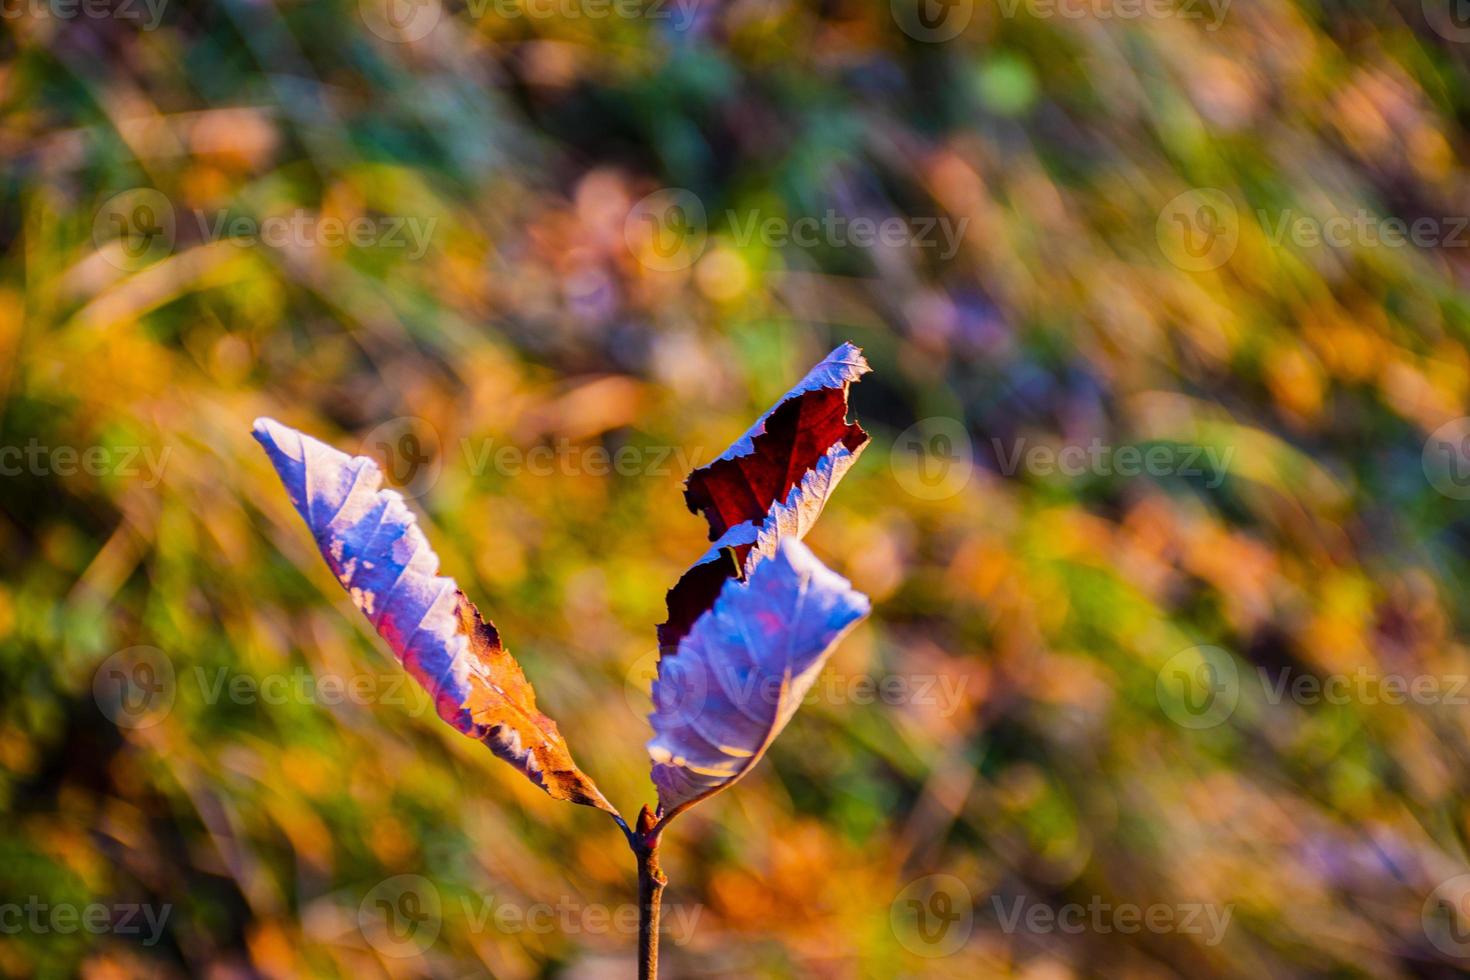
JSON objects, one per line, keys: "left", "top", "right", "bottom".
{"left": 649, "top": 538, "right": 870, "bottom": 817}
{"left": 253, "top": 418, "right": 616, "bottom": 814}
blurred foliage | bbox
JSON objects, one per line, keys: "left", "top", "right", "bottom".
{"left": 5, "top": 0, "right": 1470, "bottom": 977}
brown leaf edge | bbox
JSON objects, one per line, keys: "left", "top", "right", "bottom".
{"left": 457, "top": 592, "right": 619, "bottom": 816}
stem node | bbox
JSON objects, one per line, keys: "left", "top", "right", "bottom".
{"left": 634, "top": 804, "right": 665, "bottom": 980}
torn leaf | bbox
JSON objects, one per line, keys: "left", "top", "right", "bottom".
{"left": 660, "top": 342, "right": 870, "bottom": 653}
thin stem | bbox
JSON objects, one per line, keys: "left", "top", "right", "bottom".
{"left": 637, "top": 838, "right": 665, "bottom": 979}
{"left": 611, "top": 812, "right": 636, "bottom": 847}
{"left": 632, "top": 805, "right": 667, "bottom": 980}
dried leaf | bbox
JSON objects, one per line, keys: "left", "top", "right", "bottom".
{"left": 252, "top": 417, "right": 617, "bottom": 815}
{"left": 648, "top": 538, "right": 870, "bottom": 818}
{"left": 660, "top": 342, "right": 870, "bottom": 652}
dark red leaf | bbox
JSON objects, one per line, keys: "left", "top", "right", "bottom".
{"left": 658, "top": 343, "right": 870, "bottom": 653}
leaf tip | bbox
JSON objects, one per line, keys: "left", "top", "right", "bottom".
{"left": 251, "top": 416, "right": 308, "bottom": 468}
{"left": 831, "top": 339, "right": 870, "bottom": 371}
{"left": 251, "top": 415, "right": 285, "bottom": 446}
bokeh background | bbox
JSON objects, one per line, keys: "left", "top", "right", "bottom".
{"left": 8, "top": 0, "right": 1470, "bottom": 977}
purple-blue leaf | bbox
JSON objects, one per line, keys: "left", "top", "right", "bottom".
{"left": 252, "top": 417, "right": 617, "bottom": 814}
{"left": 648, "top": 537, "right": 870, "bottom": 818}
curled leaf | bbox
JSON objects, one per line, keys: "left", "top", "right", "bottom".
{"left": 252, "top": 417, "right": 617, "bottom": 815}
{"left": 648, "top": 537, "right": 870, "bottom": 818}
{"left": 660, "top": 342, "right": 870, "bottom": 652}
